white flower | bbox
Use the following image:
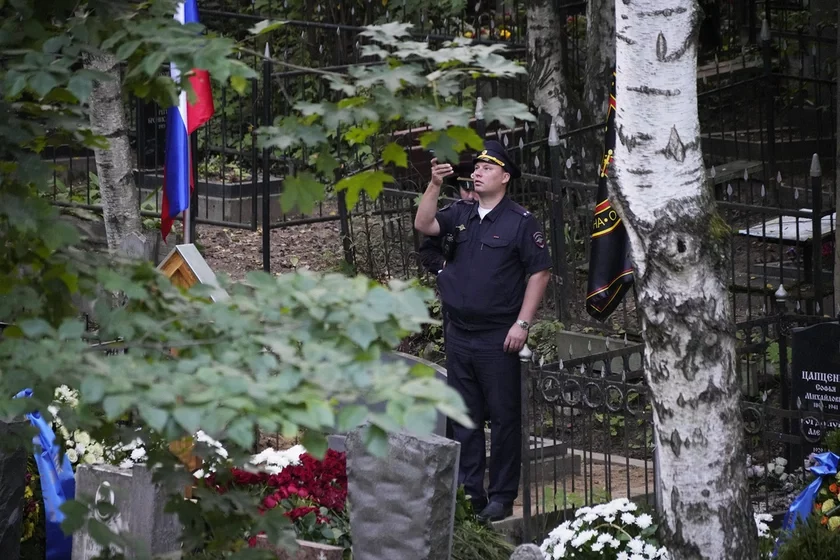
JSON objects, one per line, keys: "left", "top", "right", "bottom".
{"left": 119, "top": 459, "right": 134, "bottom": 469}
{"left": 66, "top": 449, "right": 78, "bottom": 463}
{"left": 130, "top": 447, "right": 146, "bottom": 462}
{"left": 609, "top": 537, "right": 621, "bottom": 549}
{"left": 582, "top": 512, "right": 598, "bottom": 523}
{"left": 628, "top": 538, "right": 645, "bottom": 554}
{"left": 83, "top": 453, "right": 97, "bottom": 464}
{"left": 621, "top": 511, "right": 637, "bottom": 525}
{"left": 592, "top": 542, "right": 605, "bottom": 552}
{"left": 635, "top": 513, "right": 653, "bottom": 530}
{"left": 571, "top": 529, "right": 597, "bottom": 548}
{"left": 597, "top": 533, "right": 613, "bottom": 544}
{"left": 250, "top": 445, "right": 305, "bottom": 475}
{"left": 630, "top": 554, "right": 645, "bottom": 560}
{"left": 617, "top": 553, "right": 629, "bottom": 560}
{"left": 74, "top": 431, "right": 91, "bottom": 446}
{"left": 644, "top": 544, "right": 657, "bottom": 557}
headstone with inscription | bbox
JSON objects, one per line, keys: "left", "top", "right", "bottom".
{"left": 71, "top": 464, "right": 181, "bottom": 560}
{"left": 136, "top": 96, "right": 167, "bottom": 170}
{"left": 790, "top": 322, "right": 840, "bottom": 454}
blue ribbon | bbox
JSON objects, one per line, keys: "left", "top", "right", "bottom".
{"left": 15, "top": 389, "right": 75, "bottom": 560}
{"left": 774, "top": 451, "right": 840, "bottom": 557}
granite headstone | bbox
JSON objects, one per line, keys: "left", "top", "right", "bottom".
{"left": 791, "top": 322, "right": 840, "bottom": 454}
{"left": 0, "top": 420, "right": 27, "bottom": 560}
{"left": 71, "top": 464, "right": 181, "bottom": 560}
{"left": 345, "top": 428, "right": 459, "bottom": 560}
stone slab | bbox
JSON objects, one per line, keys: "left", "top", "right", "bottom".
{"left": 253, "top": 535, "right": 343, "bottom": 560}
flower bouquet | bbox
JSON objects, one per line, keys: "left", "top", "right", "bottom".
{"left": 540, "top": 497, "right": 668, "bottom": 560}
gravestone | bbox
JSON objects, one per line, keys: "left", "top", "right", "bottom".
{"left": 790, "top": 322, "right": 840, "bottom": 454}
{"left": 510, "top": 544, "right": 543, "bottom": 560}
{"left": 136, "top": 97, "right": 167, "bottom": 170}
{"left": 328, "top": 352, "right": 448, "bottom": 453}
{"left": 0, "top": 420, "right": 27, "bottom": 560}
{"left": 345, "top": 428, "right": 459, "bottom": 560}
{"left": 118, "top": 231, "right": 156, "bottom": 263}
{"left": 71, "top": 464, "right": 181, "bottom": 560}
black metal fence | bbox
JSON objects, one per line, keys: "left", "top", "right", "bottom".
{"left": 520, "top": 304, "right": 840, "bottom": 542}
{"left": 43, "top": 0, "right": 837, "bottom": 335}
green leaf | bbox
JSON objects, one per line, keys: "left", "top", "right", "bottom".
{"left": 115, "top": 40, "right": 141, "bottom": 61}
{"left": 404, "top": 404, "right": 437, "bottom": 434}
{"left": 361, "top": 424, "right": 389, "bottom": 457}
{"left": 59, "top": 500, "right": 88, "bottom": 534}
{"left": 101, "top": 30, "right": 127, "bottom": 51}
{"left": 419, "top": 131, "right": 459, "bottom": 163}
{"left": 137, "top": 403, "right": 168, "bottom": 431}
{"left": 80, "top": 377, "right": 106, "bottom": 403}
{"left": 249, "top": 20, "right": 286, "bottom": 35}
{"left": 172, "top": 407, "right": 202, "bottom": 434}
{"left": 102, "top": 395, "right": 135, "bottom": 421}
{"left": 57, "top": 319, "right": 84, "bottom": 340}
{"left": 446, "top": 126, "right": 485, "bottom": 152}
{"left": 335, "top": 170, "right": 393, "bottom": 209}
{"left": 337, "top": 405, "right": 368, "bottom": 432}
{"left": 481, "top": 97, "right": 536, "bottom": 128}
{"left": 382, "top": 142, "right": 408, "bottom": 168}
{"left": 227, "top": 418, "right": 255, "bottom": 449}
{"left": 18, "top": 319, "right": 53, "bottom": 338}
{"left": 141, "top": 51, "right": 167, "bottom": 77}
{"left": 302, "top": 430, "right": 328, "bottom": 460}
{"left": 29, "top": 71, "right": 59, "bottom": 98}
{"left": 88, "top": 519, "right": 117, "bottom": 547}
{"left": 345, "top": 318, "right": 377, "bottom": 349}
{"left": 314, "top": 151, "right": 339, "bottom": 177}
{"left": 281, "top": 172, "right": 324, "bottom": 215}
{"left": 230, "top": 75, "right": 248, "bottom": 95}
{"left": 5, "top": 71, "right": 27, "bottom": 97}
{"left": 67, "top": 74, "right": 95, "bottom": 102}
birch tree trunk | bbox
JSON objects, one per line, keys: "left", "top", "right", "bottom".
{"left": 85, "top": 52, "right": 142, "bottom": 250}
{"left": 610, "top": 1, "right": 758, "bottom": 558}
{"left": 526, "top": 0, "right": 570, "bottom": 129}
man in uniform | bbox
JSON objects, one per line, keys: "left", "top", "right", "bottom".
{"left": 413, "top": 140, "right": 552, "bottom": 522}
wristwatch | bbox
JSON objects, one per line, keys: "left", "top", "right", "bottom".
{"left": 516, "top": 320, "right": 530, "bottom": 331}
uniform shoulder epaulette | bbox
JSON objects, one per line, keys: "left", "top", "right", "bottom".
{"left": 508, "top": 201, "right": 531, "bottom": 218}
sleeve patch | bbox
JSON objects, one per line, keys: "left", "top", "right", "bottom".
{"left": 533, "top": 231, "right": 546, "bottom": 249}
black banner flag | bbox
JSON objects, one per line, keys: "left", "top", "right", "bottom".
{"left": 585, "top": 71, "right": 634, "bottom": 320}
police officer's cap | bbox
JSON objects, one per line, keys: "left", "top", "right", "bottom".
{"left": 473, "top": 140, "right": 521, "bottom": 180}
{"left": 443, "top": 161, "right": 475, "bottom": 190}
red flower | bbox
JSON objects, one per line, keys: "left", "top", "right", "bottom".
{"left": 286, "top": 506, "right": 318, "bottom": 521}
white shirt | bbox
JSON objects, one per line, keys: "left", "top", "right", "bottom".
{"left": 478, "top": 206, "right": 492, "bottom": 220}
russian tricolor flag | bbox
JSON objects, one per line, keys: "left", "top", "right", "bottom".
{"left": 161, "top": 0, "right": 215, "bottom": 241}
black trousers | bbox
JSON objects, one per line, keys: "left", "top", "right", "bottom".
{"left": 445, "top": 323, "right": 522, "bottom": 505}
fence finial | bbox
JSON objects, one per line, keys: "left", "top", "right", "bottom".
{"left": 519, "top": 344, "right": 533, "bottom": 362}
{"left": 760, "top": 19, "right": 770, "bottom": 42}
{"left": 810, "top": 153, "right": 822, "bottom": 178}
{"left": 775, "top": 284, "right": 788, "bottom": 303}
{"left": 548, "top": 119, "right": 560, "bottom": 147}
{"left": 475, "top": 97, "right": 484, "bottom": 121}
{"left": 264, "top": 42, "right": 271, "bottom": 58}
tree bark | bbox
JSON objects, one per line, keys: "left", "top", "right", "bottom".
{"left": 583, "top": 0, "right": 616, "bottom": 138}
{"left": 85, "top": 52, "right": 142, "bottom": 250}
{"left": 610, "top": 1, "right": 758, "bottom": 558}
{"left": 526, "top": 0, "right": 570, "bottom": 129}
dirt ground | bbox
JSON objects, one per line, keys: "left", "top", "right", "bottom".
{"left": 196, "top": 221, "right": 345, "bottom": 281}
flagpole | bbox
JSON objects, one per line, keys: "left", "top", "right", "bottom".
{"left": 183, "top": 208, "right": 191, "bottom": 244}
